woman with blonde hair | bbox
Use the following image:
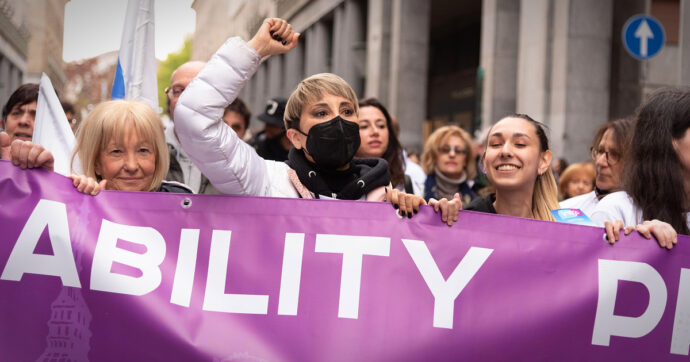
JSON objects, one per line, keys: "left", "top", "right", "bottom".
{"left": 1, "top": 100, "right": 191, "bottom": 194}
{"left": 464, "top": 114, "right": 559, "bottom": 221}
{"left": 557, "top": 162, "right": 595, "bottom": 200}
{"left": 421, "top": 125, "right": 478, "bottom": 205}
{"left": 173, "top": 18, "right": 461, "bottom": 224}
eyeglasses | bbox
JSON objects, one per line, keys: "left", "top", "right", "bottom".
{"left": 590, "top": 147, "right": 621, "bottom": 165}
{"left": 165, "top": 85, "right": 185, "bottom": 99}
{"left": 439, "top": 146, "right": 468, "bottom": 155}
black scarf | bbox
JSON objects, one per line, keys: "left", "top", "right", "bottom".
{"left": 285, "top": 148, "right": 390, "bottom": 200}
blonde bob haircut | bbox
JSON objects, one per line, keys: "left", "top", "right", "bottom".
{"left": 284, "top": 73, "right": 359, "bottom": 130}
{"left": 71, "top": 100, "right": 169, "bottom": 191}
{"left": 558, "top": 162, "right": 595, "bottom": 199}
{"left": 421, "top": 125, "right": 477, "bottom": 179}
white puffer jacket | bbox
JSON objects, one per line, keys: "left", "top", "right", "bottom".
{"left": 174, "top": 37, "right": 385, "bottom": 201}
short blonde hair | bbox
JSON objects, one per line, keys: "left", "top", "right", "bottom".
{"left": 284, "top": 73, "right": 359, "bottom": 130}
{"left": 558, "top": 162, "right": 596, "bottom": 199}
{"left": 71, "top": 100, "right": 169, "bottom": 191}
{"left": 421, "top": 125, "right": 476, "bottom": 179}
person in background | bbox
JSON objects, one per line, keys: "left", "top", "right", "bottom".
{"left": 421, "top": 125, "right": 478, "bottom": 205}
{"left": 252, "top": 97, "right": 292, "bottom": 161}
{"left": 355, "top": 98, "right": 423, "bottom": 196}
{"left": 557, "top": 162, "right": 595, "bottom": 200}
{"left": 221, "top": 98, "right": 251, "bottom": 141}
{"left": 62, "top": 101, "right": 78, "bottom": 132}
{"left": 1, "top": 100, "right": 192, "bottom": 195}
{"left": 560, "top": 118, "right": 633, "bottom": 215}
{"left": 465, "top": 114, "right": 559, "bottom": 221}
{"left": 164, "top": 60, "right": 220, "bottom": 194}
{"left": 388, "top": 113, "right": 426, "bottom": 196}
{"left": 173, "top": 18, "right": 461, "bottom": 225}
{"left": 1, "top": 84, "right": 38, "bottom": 142}
{"left": 406, "top": 148, "right": 420, "bottom": 165}
{"left": 551, "top": 157, "right": 569, "bottom": 179}
{"left": 592, "top": 87, "right": 689, "bottom": 248}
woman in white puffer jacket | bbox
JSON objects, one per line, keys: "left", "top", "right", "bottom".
{"left": 173, "top": 18, "right": 460, "bottom": 225}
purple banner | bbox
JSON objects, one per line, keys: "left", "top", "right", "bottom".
{"left": 0, "top": 159, "right": 689, "bottom": 361}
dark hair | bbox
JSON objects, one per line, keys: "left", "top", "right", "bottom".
{"left": 2, "top": 84, "right": 39, "bottom": 120}
{"left": 625, "top": 87, "right": 690, "bottom": 235}
{"left": 224, "top": 97, "right": 252, "bottom": 129}
{"left": 61, "top": 101, "right": 75, "bottom": 115}
{"left": 359, "top": 98, "right": 406, "bottom": 188}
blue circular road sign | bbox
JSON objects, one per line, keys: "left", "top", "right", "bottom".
{"left": 623, "top": 15, "right": 665, "bottom": 60}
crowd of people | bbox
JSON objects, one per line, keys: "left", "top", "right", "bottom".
{"left": 0, "top": 18, "right": 688, "bottom": 244}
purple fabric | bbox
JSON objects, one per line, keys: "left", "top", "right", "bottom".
{"left": 0, "top": 160, "right": 688, "bottom": 361}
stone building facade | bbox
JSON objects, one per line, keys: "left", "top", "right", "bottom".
{"left": 0, "top": 0, "right": 68, "bottom": 109}
{"left": 191, "top": 0, "right": 690, "bottom": 162}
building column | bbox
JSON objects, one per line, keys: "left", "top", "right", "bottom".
{"left": 0, "top": 57, "right": 10, "bottom": 108}
{"left": 680, "top": 0, "right": 690, "bottom": 85}
{"left": 332, "top": 0, "right": 366, "bottom": 96}
{"left": 608, "top": 0, "right": 644, "bottom": 120}
{"left": 549, "top": 0, "right": 613, "bottom": 162}
{"left": 283, "top": 43, "right": 304, "bottom": 97}
{"left": 267, "top": 55, "right": 284, "bottom": 98}
{"left": 479, "top": 0, "right": 520, "bottom": 131}
{"left": 516, "top": 0, "right": 551, "bottom": 123}
{"left": 304, "top": 21, "right": 330, "bottom": 76}
{"left": 364, "top": 0, "right": 392, "bottom": 101}
{"left": 252, "top": 64, "right": 268, "bottom": 122}
{"left": 388, "top": 0, "right": 430, "bottom": 150}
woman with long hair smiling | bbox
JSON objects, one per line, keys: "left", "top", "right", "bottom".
{"left": 464, "top": 114, "right": 559, "bottom": 221}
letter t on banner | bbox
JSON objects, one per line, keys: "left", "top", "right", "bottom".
{"left": 315, "top": 234, "right": 391, "bottom": 319}
{"left": 402, "top": 240, "right": 493, "bottom": 329}
{"left": 592, "top": 259, "right": 667, "bottom": 346}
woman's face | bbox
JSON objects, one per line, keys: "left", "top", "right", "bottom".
{"left": 356, "top": 106, "right": 389, "bottom": 158}
{"left": 565, "top": 174, "right": 594, "bottom": 198}
{"left": 483, "top": 117, "right": 551, "bottom": 192}
{"left": 95, "top": 122, "right": 156, "bottom": 191}
{"left": 436, "top": 135, "right": 468, "bottom": 179}
{"left": 286, "top": 93, "right": 358, "bottom": 161}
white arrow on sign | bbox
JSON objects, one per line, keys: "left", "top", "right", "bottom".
{"left": 634, "top": 19, "right": 654, "bottom": 57}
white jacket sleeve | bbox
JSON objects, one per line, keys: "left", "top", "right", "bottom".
{"left": 173, "top": 37, "right": 275, "bottom": 196}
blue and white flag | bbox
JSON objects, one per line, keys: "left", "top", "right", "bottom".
{"left": 33, "top": 73, "right": 81, "bottom": 176}
{"left": 111, "top": 0, "right": 158, "bottom": 110}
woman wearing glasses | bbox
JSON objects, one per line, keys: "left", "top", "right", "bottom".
{"left": 560, "top": 118, "right": 633, "bottom": 215}
{"left": 592, "top": 87, "right": 690, "bottom": 248}
{"left": 421, "top": 125, "right": 478, "bottom": 205}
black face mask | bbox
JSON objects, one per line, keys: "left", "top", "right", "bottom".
{"left": 296, "top": 115, "right": 361, "bottom": 169}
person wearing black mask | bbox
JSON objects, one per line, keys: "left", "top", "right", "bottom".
{"left": 173, "top": 18, "right": 461, "bottom": 224}
{"left": 252, "top": 97, "right": 291, "bottom": 162}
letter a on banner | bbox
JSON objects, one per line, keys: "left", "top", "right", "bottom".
{"left": 1, "top": 199, "right": 80, "bottom": 287}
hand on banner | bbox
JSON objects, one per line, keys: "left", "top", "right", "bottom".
{"left": 603, "top": 219, "right": 634, "bottom": 244}
{"left": 385, "top": 187, "right": 426, "bottom": 219}
{"left": 248, "top": 18, "right": 300, "bottom": 58}
{"left": 9, "top": 140, "right": 54, "bottom": 171}
{"left": 0, "top": 132, "right": 9, "bottom": 160}
{"left": 69, "top": 175, "right": 107, "bottom": 196}
{"left": 429, "top": 193, "right": 462, "bottom": 227}
{"left": 635, "top": 219, "right": 678, "bottom": 250}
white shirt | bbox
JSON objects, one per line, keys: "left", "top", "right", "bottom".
{"left": 560, "top": 191, "right": 599, "bottom": 217}
{"left": 165, "top": 123, "right": 202, "bottom": 193}
{"left": 590, "top": 191, "right": 690, "bottom": 228}
{"left": 404, "top": 156, "right": 426, "bottom": 197}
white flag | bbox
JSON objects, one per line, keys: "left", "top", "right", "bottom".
{"left": 33, "top": 73, "right": 81, "bottom": 176}
{"left": 111, "top": 0, "right": 158, "bottom": 110}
